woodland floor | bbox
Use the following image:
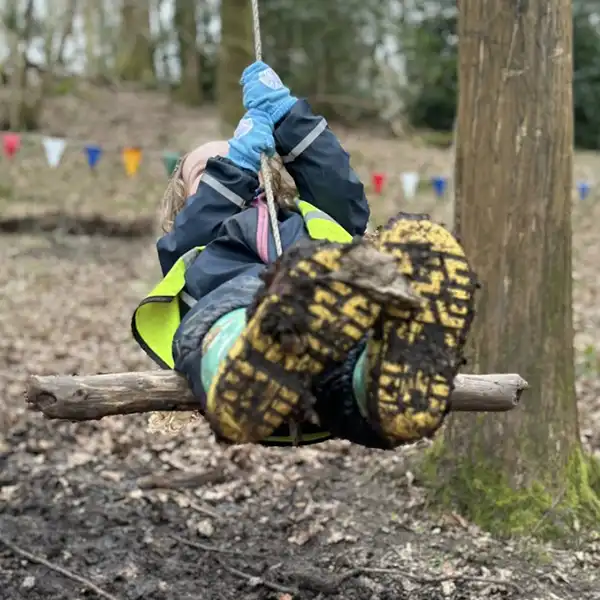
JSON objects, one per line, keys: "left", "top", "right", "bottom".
{"left": 1, "top": 86, "right": 600, "bottom": 600}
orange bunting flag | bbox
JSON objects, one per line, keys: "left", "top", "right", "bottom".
{"left": 122, "top": 147, "right": 142, "bottom": 177}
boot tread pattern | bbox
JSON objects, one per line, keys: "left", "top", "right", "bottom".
{"left": 206, "top": 242, "right": 382, "bottom": 443}
{"left": 367, "top": 217, "right": 478, "bottom": 444}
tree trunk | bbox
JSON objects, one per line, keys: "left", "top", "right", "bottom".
{"left": 7, "top": 0, "right": 38, "bottom": 131}
{"left": 83, "top": 0, "right": 99, "bottom": 75}
{"left": 174, "top": 0, "right": 202, "bottom": 105}
{"left": 117, "top": 0, "right": 154, "bottom": 83}
{"left": 50, "top": 0, "right": 78, "bottom": 68}
{"left": 217, "top": 0, "right": 253, "bottom": 131}
{"left": 429, "top": 0, "right": 599, "bottom": 536}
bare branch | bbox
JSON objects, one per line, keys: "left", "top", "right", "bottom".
{"left": 0, "top": 534, "right": 121, "bottom": 600}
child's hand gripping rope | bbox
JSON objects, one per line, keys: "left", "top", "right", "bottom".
{"left": 226, "top": 109, "right": 275, "bottom": 173}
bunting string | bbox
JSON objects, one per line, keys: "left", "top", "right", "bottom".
{"left": 0, "top": 131, "right": 594, "bottom": 199}
{"left": 1, "top": 131, "right": 182, "bottom": 178}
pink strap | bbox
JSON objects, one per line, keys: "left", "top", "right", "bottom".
{"left": 253, "top": 193, "right": 270, "bottom": 263}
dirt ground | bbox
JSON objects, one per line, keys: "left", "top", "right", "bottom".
{"left": 1, "top": 88, "right": 600, "bottom": 600}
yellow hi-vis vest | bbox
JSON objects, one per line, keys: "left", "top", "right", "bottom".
{"left": 131, "top": 200, "right": 353, "bottom": 444}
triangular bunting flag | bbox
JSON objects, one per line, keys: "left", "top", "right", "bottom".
{"left": 85, "top": 144, "right": 102, "bottom": 169}
{"left": 163, "top": 151, "right": 181, "bottom": 177}
{"left": 431, "top": 175, "right": 447, "bottom": 198}
{"left": 42, "top": 136, "right": 66, "bottom": 168}
{"left": 577, "top": 180, "right": 590, "bottom": 201}
{"left": 3, "top": 133, "right": 21, "bottom": 158}
{"left": 122, "top": 147, "right": 142, "bottom": 177}
{"left": 401, "top": 172, "right": 420, "bottom": 200}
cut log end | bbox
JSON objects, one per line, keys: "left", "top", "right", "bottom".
{"left": 450, "top": 373, "right": 528, "bottom": 412}
{"left": 24, "top": 370, "right": 528, "bottom": 423}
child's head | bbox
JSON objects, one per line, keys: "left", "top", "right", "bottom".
{"left": 159, "top": 141, "right": 229, "bottom": 233}
{"left": 159, "top": 141, "right": 297, "bottom": 233}
{"left": 181, "top": 141, "right": 230, "bottom": 197}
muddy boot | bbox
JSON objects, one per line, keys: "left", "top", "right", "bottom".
{"left": 355, "top": 214, "right": 478, "bottom": 446}
{"left": 204, "top": 238, "right": 423, "bottom": 445}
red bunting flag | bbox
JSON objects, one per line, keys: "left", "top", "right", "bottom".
{"left": 372, "top": 172, "right": 385, "bottom": 195}
{"left": 2, "top": 133, "right": 21, "bottom": 158}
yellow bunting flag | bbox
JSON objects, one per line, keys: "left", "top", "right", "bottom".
{"left": 122, "top": 147, "right": 142, "bottom": 177}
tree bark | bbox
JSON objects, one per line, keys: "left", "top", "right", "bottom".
{"left": 217, "top": 0, "right": 254, "bottom": 131}
{"left": 83, "top": 0, "right": 99, "bottom": 75}
{"left": 50, "top": 0, "right": 78, "bottom": 68}
{"left": 7, "top": 0, "right": 35, "bottom": 130}
{"left": 25, "top": 371, "right": 527, "bottom": 422}
{"left": 174, "top": 0, "right": 202, "bottom": 105}
{"left": 117, "top": 0, "right": 154, "bottom": 83}
{"left": 437, "top": 0, "right": 579, "bottom": 508}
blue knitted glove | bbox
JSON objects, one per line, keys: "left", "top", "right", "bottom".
{"left": 241, "top": 61, "right": 297, "bottom": 124}
{"left": 226, "top": 109, "right": 275, "bottom": 173}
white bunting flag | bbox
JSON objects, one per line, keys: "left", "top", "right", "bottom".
{"left": 42, "top": 136, "right": 66, "bottom": 168}
{"left": 401, "top": 171, "right": 420, "bottom": 200}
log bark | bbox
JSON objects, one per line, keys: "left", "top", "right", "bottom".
{"left": 25, "top": 371, "right": 528, "bottom": 422}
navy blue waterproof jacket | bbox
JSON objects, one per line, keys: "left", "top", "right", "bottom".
{"left": 156, "top": 99, "right": 370, "bottom": 303}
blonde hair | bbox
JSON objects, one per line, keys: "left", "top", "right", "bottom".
{"left": 149, "top": 154, "right": 297, "bottom": 435}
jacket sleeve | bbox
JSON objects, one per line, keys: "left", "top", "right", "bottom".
{"left": 156, "top": 157, "right": 260, "bottom": 275}
{"left": 273, "top": 99, "right": 370, "bottom": 236}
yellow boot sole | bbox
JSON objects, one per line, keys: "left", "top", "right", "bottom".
{"left": 205, "top": 240, "right": 384, "bottom": 444}
{"left": 366, "top": 214, "right": 478, "bottom": 445}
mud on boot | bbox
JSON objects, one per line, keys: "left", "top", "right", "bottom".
{"left": 204, "top": 238, "right": 421, "bottom": 444}
{"left": 361, "top": 213, "right": 478, "bottom": 446}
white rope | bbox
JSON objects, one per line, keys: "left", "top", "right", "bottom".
{"left": 250, "top": 0, "right": 283, "bottom": 257}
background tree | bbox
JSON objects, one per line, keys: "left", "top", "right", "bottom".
{"left": 217, "top": 0, "right": 253, "bottom": 130}
{"left": 401, "top": 0, "right": 600, "bottom": 149}
{"left": 572, "top": 1, "right": 600, "bottom": 149}
{"left": 426, "top": 0, "right": 600, "bottom": 536}
{"left": 4, "top": 1, "right": 600, "bottom": 149}
{"left": 1, "top": 0, "right": 78, "bottom": 131}
{"left": 173, "top": 0, "right": 201, "bottom": 105}
{"left": 401, "top": 0, "right": 457, "bottom": 133}
{"left": 116, "top": 0, "right": 154, "bottom": 83}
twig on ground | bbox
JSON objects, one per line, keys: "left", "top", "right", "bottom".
{"left": 0, "top": 533, "right": 120, "bottom": 600}
{"left": 171, "top": 534, "right": 524, "bottom": 595}
{"left": 170, "top": 534, "right": 263, "bottom": 559}
{"left": 177, "top": 495, "right": 222, "bottom": 521}
{"left": 355, "top": 566, "right": 524, "bottom": 593}
{"left": 172, "top": 534, "right": 298, "bottom": 594}
{"left": 136, "top": 469, "right": 227, "bottom": 490}
{"left": 278, "top": 569, "right": 351, "bottom": 594}
{"left": 216, "top": 557, "right": 299, "bottom": 596}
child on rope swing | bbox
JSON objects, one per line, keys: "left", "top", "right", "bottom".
{"left": 131, "top": 61, "right": 478, "bottom": 449}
